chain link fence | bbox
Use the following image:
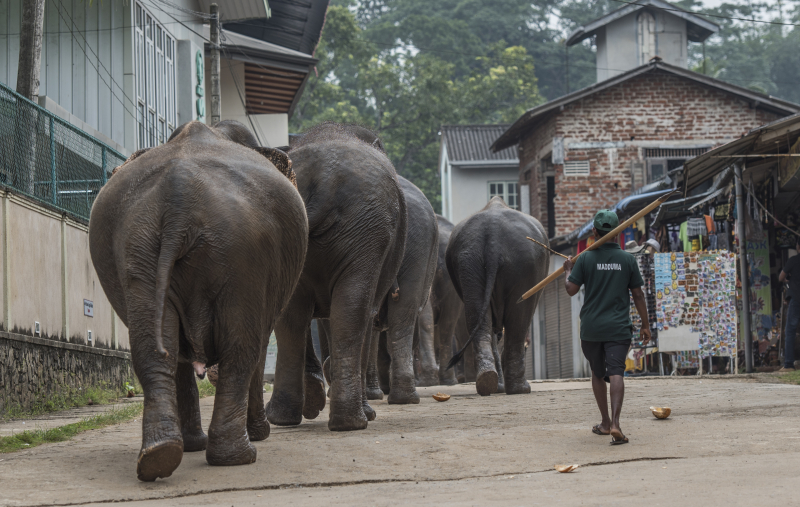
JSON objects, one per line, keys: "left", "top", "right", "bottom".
{"left": 0, "top": 81, "right": 126, "bottom": 222}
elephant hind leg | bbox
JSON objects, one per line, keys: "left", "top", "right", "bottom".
{"left": 303, "top": 325, "right": 327, "bottom": 420}
{"left": 129, "top": 295, "right": 183, "bottom": 481}
{"left": 366, "top": 327, "right": 384, "bottom": 400}
{"left": 501, "top": 307, "right": 533, "bottom": 395}
{"left": 176, "top": 361, "right": 207, "bottom": 452}
{"left": 247, "top": 346, "right": 270, "bottom": 441}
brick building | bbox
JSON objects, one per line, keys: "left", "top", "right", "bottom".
{"left": 491, "top": 61, "right": 799, "bottom": 241}
{"left": 489, "top": 0, "right": 800, "bottom": 380}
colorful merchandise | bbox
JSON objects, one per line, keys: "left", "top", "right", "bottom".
{"left": 654, "top": 251, "right": 738, "bottom": 359}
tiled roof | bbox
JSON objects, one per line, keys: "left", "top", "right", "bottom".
{"left": 442, "top": 125, "right": 518, "bottom": 165}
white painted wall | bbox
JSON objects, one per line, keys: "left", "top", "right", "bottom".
{"left": 0, "top": 0, "right": 207, "bottom": 153}
{"left": 597, "top": 9, "right": 688, "bottom": 81}
{"left": 449, "top": 165, "right": 520, "bottom": 225}
{"left": 205, "top": 58, "right": 289, "bottom": 147}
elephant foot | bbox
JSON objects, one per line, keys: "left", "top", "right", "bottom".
{"left": 206, "top": 437, "right": 257, "bottom": 467}
{"left": 505, "top": 380, "right": 532, "bottom": 395}
{"left": 363, "top": 400, "right": 377, "bottom": 421}
{"left": 439, "top": 375, "right": 459, "bottom": 386}
{"left": 496, "top": 382, "right": 505, "bottom": 394}
{"left": 475, "top": 370, "right": 498, "bottom": 397}
{"left": 265, "top": 395, "right": 303, "bottom": 426}
{"left": 328, "top": 407, "right": 368, "bottom": 431}
{"left": 303, "top": 373, "right": 327, "bottom": 420}
{"left": 182, "top": 431, "right": 208, "bottom": 452}
{"left": 366, "top": 387, "right": 384, "bottom": 400}
{"left": 456, "top": 373, "right": 466, "bottom": 383}
{"left": 247, "top": 416, "right": 270, "bottom": 441}
{"left": 388, "top": 387, "right": 420, "bottom": 405}
{"left": 137, "top": 440, "right": 183, "bottom": 482}
{"left": 322, "top": 357, "right": 331, "bottom": 385}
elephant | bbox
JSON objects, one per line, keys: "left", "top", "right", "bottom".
{"left": 265, "top": 122, "right": 407, "bottom": 431}
{"left": 89, "top": 120, "right": 308, "bottom": 481}
{"left": 413, "top": 299, "right": 438, "bottom": 386}
{"left": 445, "top": 197, "right": 549, "bottom": 396}
{"left": 363, "top": 175, "right": 438, "bottom": 404}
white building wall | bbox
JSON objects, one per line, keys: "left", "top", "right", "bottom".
{"left": 205, "top": 58, "right": 289, "bottom": 147}
{"left": 0, "top": 0, "right": 207, "bottom": 154}
{"left": 449, "top": 165, "right": 520, "bottom": 225}
{"left": 597, "top": 10, "right": 688, "bottom": 81}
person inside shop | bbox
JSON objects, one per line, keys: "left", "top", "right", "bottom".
{"left": 779, "top": 236, "right": 800, "bottom": 372}
{"left": 563, "top": 210, "right": 651, "bottom": 445}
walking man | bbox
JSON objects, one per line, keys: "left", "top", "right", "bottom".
{"left": 563, "top": 210, "right": 651, "bottom": 445}
{"left": 779, "top": 237, "right": 800, "bottom": 372}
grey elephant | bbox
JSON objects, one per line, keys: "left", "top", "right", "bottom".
{"left": 89, "top": 121, "right": 308, "bottom": 481}
{"left": 266, "top": 122, "right": 407, "bottom": 431}
{"left": 445, "top": 197, "right": 548, "bottom": 396}
{"left": 364, "top": 175, "right": 438, "bottom": 403}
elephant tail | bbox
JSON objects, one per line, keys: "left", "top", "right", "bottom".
{"left": 446, "top": 251, "right": 499, "bottom": 370}
{"left": 152, "top": 222, "right": 191, "bottom": 358}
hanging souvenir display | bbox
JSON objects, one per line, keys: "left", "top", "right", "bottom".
{"left": 653, "top": 251, "right": 738, "bottom": 361}
{"left": 629, "top": 252, "right": 657, "bottom": 347}
{"left": 674, "top": 350, "right": 699, "bottom": 369}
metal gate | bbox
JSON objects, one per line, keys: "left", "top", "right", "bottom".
{"left": 541, "top": 274, "right": 574, "bottom": 379}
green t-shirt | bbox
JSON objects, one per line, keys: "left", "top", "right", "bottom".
{"left": 567, "top": 242, "right": 644, "bottom": 342}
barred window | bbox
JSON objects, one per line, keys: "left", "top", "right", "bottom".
{"left": 488, "top": 181, "right": 520, "bottom": 210}
{"left": 135, "top": 3, "right": 177, "bottom": 150}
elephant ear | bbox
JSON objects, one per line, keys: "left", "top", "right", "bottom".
{"left": 256, "top": 147, "right": 296, "bottom": 189}
{"left": 111, "top": 148, "right": 150, "bottom": 177}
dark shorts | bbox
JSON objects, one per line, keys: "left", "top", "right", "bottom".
{"left": 581, "top": 339, "right": 631, "bottom": 383}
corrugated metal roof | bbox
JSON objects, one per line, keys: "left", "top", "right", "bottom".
{"left": 196, "top": 0, "right": 270, "bottom": 22}
{"left": 224, "top": 0, "right": 330, "bottom": 56}
{"left": 442, "top": 125, "right": 518, "bottom": 165}
{"left": 492, "top": 61, "right": 800, "bottom": 153}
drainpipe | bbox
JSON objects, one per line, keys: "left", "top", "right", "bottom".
{"left": 209, "top": 3, "right": 221, "bottom": 124}
{"left": 734, "top": 162, "right": 753, "bottom": 373}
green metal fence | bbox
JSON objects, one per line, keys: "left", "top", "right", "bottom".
{"left": 0, "top": 81, "right": 126, "bottom": 222}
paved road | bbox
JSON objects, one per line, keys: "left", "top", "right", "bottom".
{"left": 1, "top": 376, "right": 797, "bottom": 506}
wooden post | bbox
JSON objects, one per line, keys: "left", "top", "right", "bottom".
{"left": 735, "top": 163, "right": 753, "bottom": 373}
{"left": 209, "top": 3, "right": 221, "bottom": 124}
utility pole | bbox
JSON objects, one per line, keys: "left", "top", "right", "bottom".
{"left": 15, "top": 0, "right": 45, "bottom": 195}
{"left": 735, "top": 163, "right": 753, "bottom": 373}
{"left": 16, "top": 0, "right": 45, "bottom": 100}
{"left": 210, "top": 3, "right": 221, "bottom": 124}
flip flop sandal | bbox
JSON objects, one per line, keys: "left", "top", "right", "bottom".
{"left": 592, "top": 425, "right": 609, "bottom": 436}
{"left": 610, "top": 436, "right": 629, "bottom": 445}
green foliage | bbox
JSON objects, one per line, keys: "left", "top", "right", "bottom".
{"left": 196, "top": 377, "right": 216, "bottom": 398}
{"left": 291, "top": 5, "right": 544, "bottom": 210}
{"left": 0, "top": 403, "right": 143, "bottom": 454}
{"left": 1, "top": 382, "right": 127, "bottom": 421}
{"left": 780, "top": 369, "right": 800, "bottom": 385}
{"left": 294, "top": 1, "right": 800, "bottom": 209}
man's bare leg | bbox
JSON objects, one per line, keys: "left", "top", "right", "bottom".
{"left": 608, "top": 375, "right": 626, "bottom": 442}
{"left": 591, "top": 373, "right": 611, "bottom": 434}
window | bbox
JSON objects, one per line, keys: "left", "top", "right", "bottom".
{"left": 564, "top": 160, "right": 590, "bottom": 176}
{"left": 135, "top": 3, "right": 177, "bottom": 149}
{"left": 488, "top": 181, "right": 519, "bottom": 210}
{"left": 643, "top": 147, "right": 709, "bottom": 183}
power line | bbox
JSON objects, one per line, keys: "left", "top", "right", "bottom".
{"left": 608, "top": 0, "right": 800, "bottom": 28}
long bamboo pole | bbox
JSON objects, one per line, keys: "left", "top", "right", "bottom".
{"left": 516, "top": 190, "right": 678, "bottom": 303}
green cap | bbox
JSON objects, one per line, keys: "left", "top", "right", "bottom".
{"left": 593, "top": 209, "right": 619, "bottom": 232}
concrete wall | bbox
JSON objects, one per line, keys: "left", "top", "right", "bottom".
{"left": 449, "top": 166, "right": 520, "bottom": 225}
{"left": 206, "top": 58, "right": 290, "bottom": 147}
{"left": 598, "top": 10, "right": 687, "bottom": 81}
{"left": 0, "top": 192, "right": 128, "bottom": 351}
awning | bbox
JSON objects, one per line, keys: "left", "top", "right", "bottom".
{"left": 558, "top": 189, "right": 674, "bottom": 246}
{"left": 196, "top": 0, "right": 271, "bottom": 22}
{"left": 682, "top": 112, "right": 800, "bottom": 192}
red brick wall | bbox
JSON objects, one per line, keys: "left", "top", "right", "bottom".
{"left": 517, "top": 70, "right": 786, "bottom": 238}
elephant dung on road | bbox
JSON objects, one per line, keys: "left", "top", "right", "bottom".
{"left": 445, "top": 197, "right": 549, "bottom": 396}
{"left": 89, "top": 121, "right": 308, "bottom": 481}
